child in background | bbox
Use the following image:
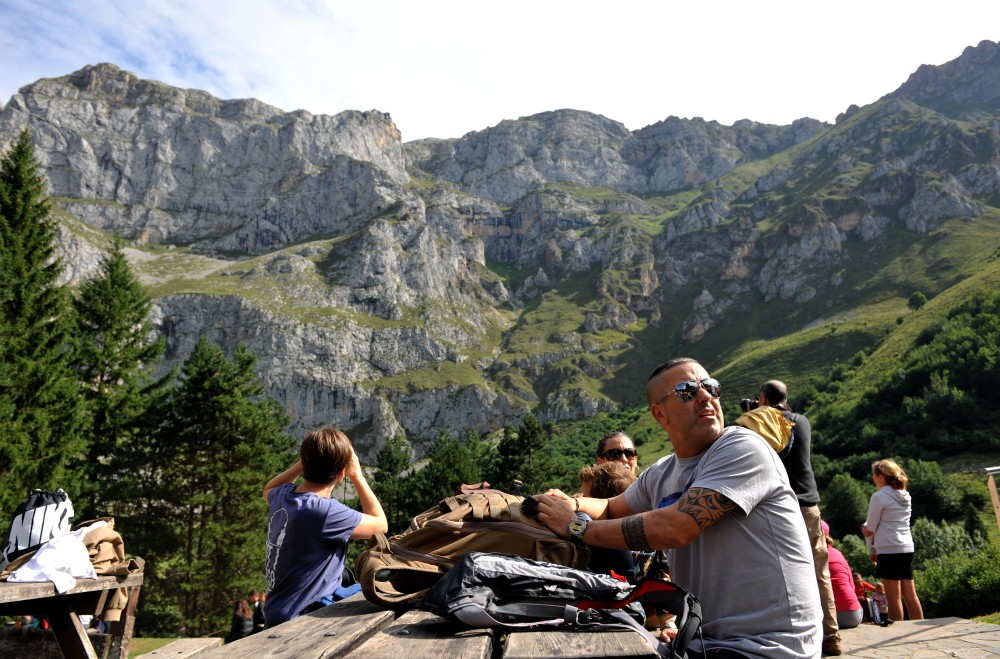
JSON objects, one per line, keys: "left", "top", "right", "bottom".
{"left": 577, "top": 461, "right": 637, "bottom": 580}
{"left": 873, "top": 582, "right": 893, "bottom": 626}
{"left": 853, "top": 572, "right": 878, "bottom": 623}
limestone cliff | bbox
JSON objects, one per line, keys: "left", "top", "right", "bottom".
{"left": 2, "top": 43, "right": 999, "bottom": 455}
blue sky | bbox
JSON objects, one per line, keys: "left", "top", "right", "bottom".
{"left": 1, "top": 0, "right": 998, "bottom": 141}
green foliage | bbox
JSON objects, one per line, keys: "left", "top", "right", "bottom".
{"left": 110, "top": 338, "right": 296, "bottom": 636}
{"left": 821, "top": 474, "right": 870, "bottom": 542}
{"left": 71, "top": 235, "right": 170, "bottom": 518}
{"left": 545, "top": 407, "right": 651, "bottom": 492}
{"left": 408, "top": 431, "right": 487, "bottom": 511}
{"left": 489, "top": 414, "right": 559, "bottom": 494}
{"left": 0, "top": 129, "right": 88, "bottom": 514}
{"left": 372, "top": 435, "right": 412, "bottom": 532}
{"left": 903, "top": 459, "right": 966, "bottom": 521}
{"left": 373, "top": 429, "right": 498, "bottom": 532}
{"left": 811, "top": 291, "right": 1000, "bottom": 458}
{"left": 912, "top": 517, "right": 986, "bottom": 568}
{"left": 919, "top": 545, "right": 1000, "bottom": 618}
{"left": 908, "top": 291, "right": 928, "bottom": 310}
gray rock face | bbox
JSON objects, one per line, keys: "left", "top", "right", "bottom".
{"left": 884, "top": 40, "right": 1000, "bottom": 119}
{"left": 408, "top": 110, "right": 826, "bottom": 204}
{"left": 1, "top": 63, "right": 409, "bottom": 255}
{"left": 3, "top": 46, "right": 998, "bottom": 455}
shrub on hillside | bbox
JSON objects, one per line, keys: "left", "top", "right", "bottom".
{"left": 923, "top": 545, "right": 1000, "bottom": 619}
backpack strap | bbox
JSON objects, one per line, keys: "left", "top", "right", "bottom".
{"left": 579, "top": 578, "right": 703, "bottom": 659}
{"left": 483, "top": 602, "right": 674, "bottom": 657}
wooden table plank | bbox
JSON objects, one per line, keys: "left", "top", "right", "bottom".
{"left": 0, "top": 573, "right": 144, "bottom": 659}
{"left": 502, "top": 628, "right": 659, "bottom": 658}
{"left": 0, "top": 573, "right": 144, "bottom": 606}
{"left": 136, "top": 637, "right": 223, "bottom": 658}
{"left": 346, "top": 608, "right": 492, "bottom": 659}
{"left": 196, "top": 595, "right": 395, "bottom": 658}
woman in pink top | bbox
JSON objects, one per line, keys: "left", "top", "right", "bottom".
{"left": 822, "top": 521, "right": 862, "bottom": 629}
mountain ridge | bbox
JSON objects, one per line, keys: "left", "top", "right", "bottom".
{"left": 2, "top": 42, "right": 999, "bottom": 457}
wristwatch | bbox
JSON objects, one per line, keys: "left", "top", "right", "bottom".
{"left": 568, "top": 515, "right": 588, "bottom": 542}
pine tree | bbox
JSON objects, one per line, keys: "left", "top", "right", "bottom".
{"left": 0, "top": 129, "right": 88, "bottom": 513}
{"left": 72, "top": 235, "right": 168, "bottom": 518}
{"left": 116, "top": 337, "right": 295, "bottom": 636}
{"left": 409, "top": 430, "right": 484, "bottom": 511}
{"left": 491, "top": 414, "right": 557, "bottom": 494}
{"left": 373, "top": 435, "right": 411, "bottom": 532}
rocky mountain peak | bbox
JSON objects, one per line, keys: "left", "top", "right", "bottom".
{"left": 882, "top": 39, "right": 1000, "bottom": 118}
{"left": 3, "top": 43, "right": 1000, "bottom": 456}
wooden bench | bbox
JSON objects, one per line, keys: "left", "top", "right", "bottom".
{"left": 136, "top": 637, "right": 222, "bottom": 657}
{"left": 191, "top": 594, "right": 659, "bottom": 658}
{"left": 0, "top": 571, "right": 144, "bottom": 659}
{"left": 193, "top": 594, "right": 395, "bottom": 657}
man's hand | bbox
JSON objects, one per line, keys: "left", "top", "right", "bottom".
{"left": 541, "top": 488, "right": 574, "bottom": 505}
{"left": 534, "top": 493, "right": 575, "bottom": 539}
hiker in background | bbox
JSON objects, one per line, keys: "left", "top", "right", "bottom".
{"left": 756, "top": 380, "right": 841, "bottom": 656}
{"left": 862, "top": 458, "right": 924, "bottom": 622}
{"left": 822, "top": 521, "right": 862, "bottom": 630}
{"left": 535, "top": 357, "right": 822, "bottom": 658}
{"left": 595, "top": 430, "right": 639, "bottom": 474}
{"left": 225, "top": 598, "right": 254, "bottom": 643}
{"left": 263, "top": 428, "right": 387, "bottom": 628}
{"left": 249, "top": 590, "right": 265, "bottom": 633}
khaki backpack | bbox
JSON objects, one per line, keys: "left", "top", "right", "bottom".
{"left": 734, "top": 405, "right": 796, "bottom": 457}
{"left": 356, "top": 491, "right": 589, "bottom": 609}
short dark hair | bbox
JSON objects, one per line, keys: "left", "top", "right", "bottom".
{"left": 647, "top": 357, "right": 699, "bottom": 383}
{"left": 300, "top": 428, "right": 353, "bottom": 484}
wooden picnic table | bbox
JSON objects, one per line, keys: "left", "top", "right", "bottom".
{"left": 0, "top": 571, "right": 143, "bottom": 659}
{"left": 187, "top": 593, "right": 659, "bottom": 658}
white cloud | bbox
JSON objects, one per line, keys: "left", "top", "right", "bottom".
{"left": 1, "top": 0, "right": 998, "bottom": 141}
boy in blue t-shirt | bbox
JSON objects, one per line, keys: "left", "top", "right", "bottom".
{"left": 263, "top": 428, "right": 388, "bottom": 628}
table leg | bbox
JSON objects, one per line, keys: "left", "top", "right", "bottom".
{"left": 48, "top": 600, "right": 99, "bottom": 659}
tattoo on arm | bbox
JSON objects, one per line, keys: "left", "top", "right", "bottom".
{"left": 621, "top": 513, "right": 654, "bottom": 552}
{"left": 677, "top": 486, "right": 737, "bottom": 530}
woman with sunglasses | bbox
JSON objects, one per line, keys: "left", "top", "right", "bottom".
{"left": 596, "top": 430, "right": 639, "bottom": 474}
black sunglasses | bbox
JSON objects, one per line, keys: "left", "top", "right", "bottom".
{"left": 600, "top": 448, "right": 638, "bottom": 460}
{"left": 655, "top": 378, "right": 722, "bottom": 405}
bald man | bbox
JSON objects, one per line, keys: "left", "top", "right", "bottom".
{"left": 536, "top": 358, "right": 821, "bottom": 659}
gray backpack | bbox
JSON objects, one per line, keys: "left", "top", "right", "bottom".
{"left": 421, "top": 552, "right": 703, "bottom": 659}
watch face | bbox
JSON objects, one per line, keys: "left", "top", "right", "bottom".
{"left": 568, "top": 517, "right": 587, "bottom": 538}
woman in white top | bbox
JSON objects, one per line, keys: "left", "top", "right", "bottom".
{"left": 861, "top": 459, "right": 924, "bottom": 621}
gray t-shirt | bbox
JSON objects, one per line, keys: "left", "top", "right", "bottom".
{"left": 624, "top": 426, "right": 822, "bottom": 659}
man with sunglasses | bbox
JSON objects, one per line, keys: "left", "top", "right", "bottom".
{"left": 535, "top": 358, "right": 822, "bottom": 659}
